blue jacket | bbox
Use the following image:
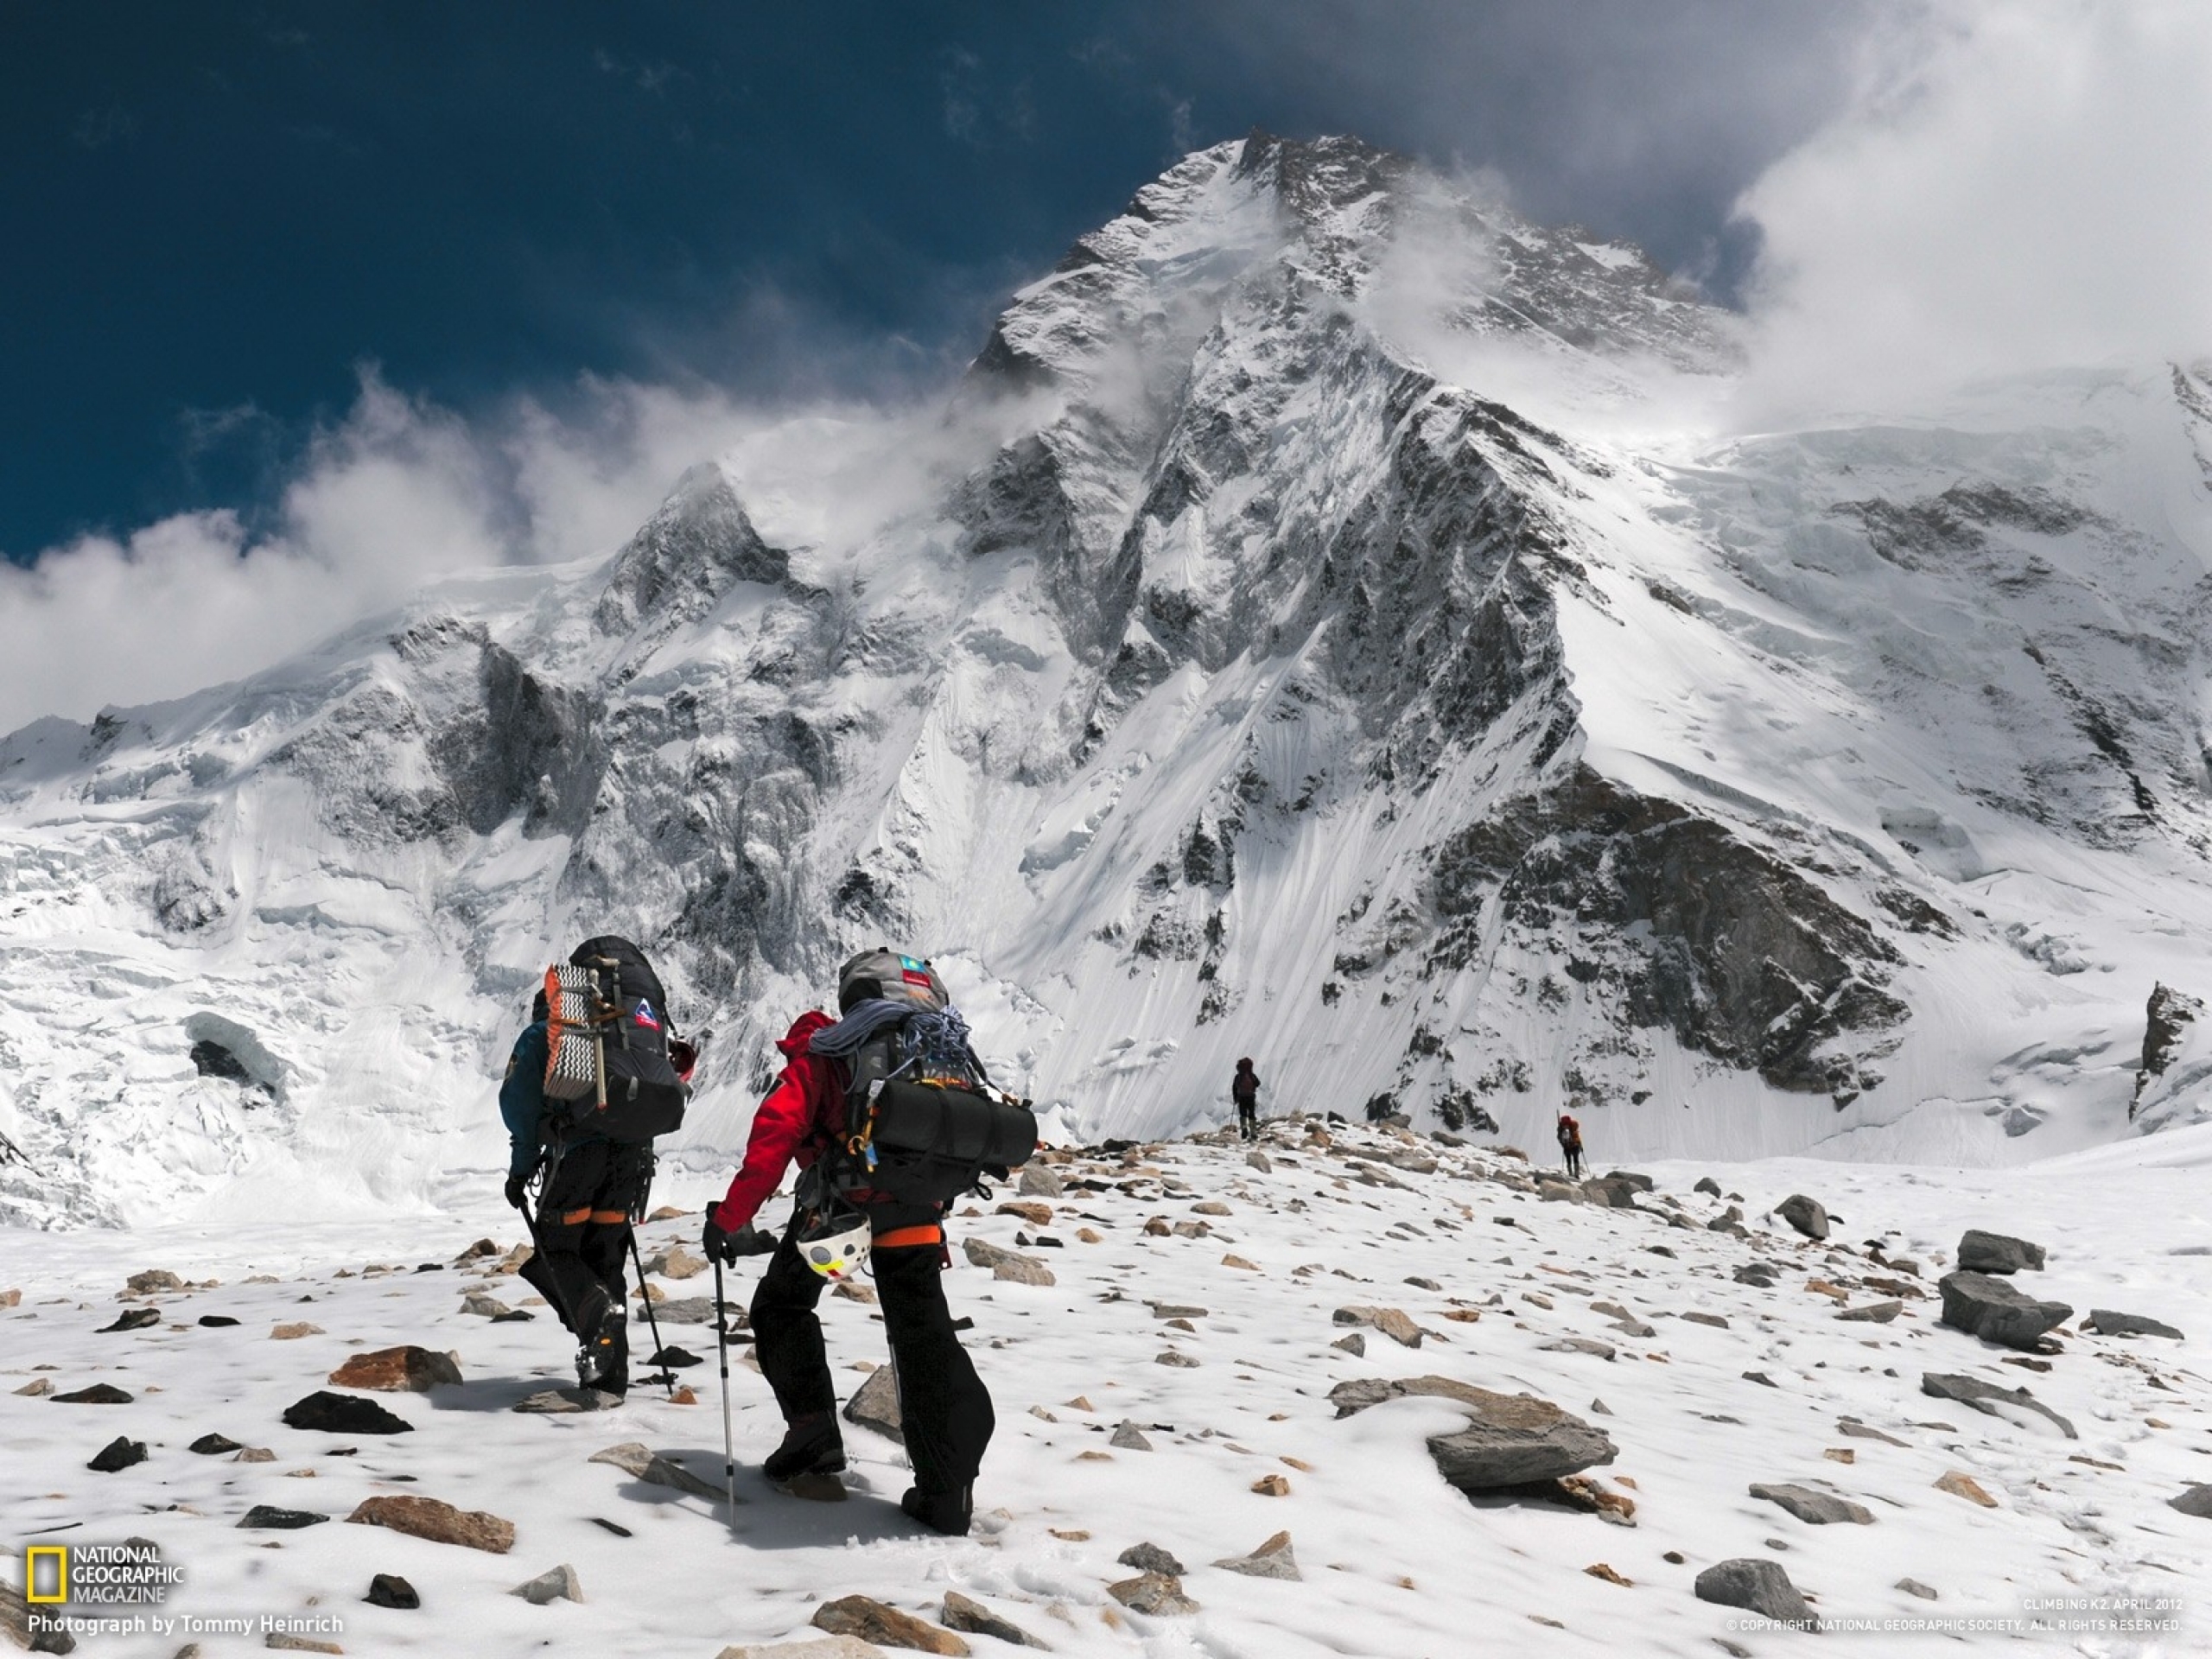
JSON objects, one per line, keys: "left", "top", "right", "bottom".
{"left": 500, "top": 1020, "right": 616, "bottom": 1175}
{"left": 499, "top": 1022, "right": 556, "bottom": 1177}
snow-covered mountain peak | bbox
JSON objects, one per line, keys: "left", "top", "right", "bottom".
{"left": 5, "top": 137, "right": 2212, "bottom": 1229}
{"left": 975, "top": 130, "right": 1726, "bottom": 410}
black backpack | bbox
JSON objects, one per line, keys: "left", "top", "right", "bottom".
{"left": 823, "top": 950, "right": 1038, "bottom": 1205}
{"left": 542, "top": 935, "right": 689, "bottom": 1144}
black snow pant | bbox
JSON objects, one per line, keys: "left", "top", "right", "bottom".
{"left": 1562, "top": 1145, "right": 1584, "bottom": 1179}
{"left": 1236, "top": 1101, "right": 1257, "bottom": 1141}
{"left": 751, "top": 1199, "right": 995, "bottom": 1497}
{"left": 522, "top": 1138, "right": 651, "bottom": 1391}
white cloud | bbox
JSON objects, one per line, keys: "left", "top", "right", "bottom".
{"left": 1732, "top": 0, "right": 2212, "bottom": 421}
{"left": 0, "top": 370, "right": 750, "bottom": 734}
{"left": 0, "top": 359, "right": 1054, "bottom": 736}
{"left": 0, "top": 374, "right": 512, "bottom": 734}
{"left": 0, "top": 510, "right": 334, "bottom": 735}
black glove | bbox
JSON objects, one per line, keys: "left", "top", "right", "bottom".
{"left": 702, "top": 1215, "right": 733, "bottom": 1263}
{"left": 704, "top": 1213, "right": 776, "bottom": 1262}
{"left": 504, "top": 1173, "right": 529, "bottom": 1211}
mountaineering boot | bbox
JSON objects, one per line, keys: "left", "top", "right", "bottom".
{"left": 900, "top": 1483, "right": 974, "bottom": 1536}
{"left": 763, "top": 1411, "right": 846, "bottom": 1480}
{"left": 588, "top": 1301, "right": 627, "bottom": 1400}
{"left": 569, "top": 1281, "right": 628, "bottom": 1396}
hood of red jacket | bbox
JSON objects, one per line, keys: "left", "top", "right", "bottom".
{"left": 776, "top": 1008, "right": 835, "bottom": 1058}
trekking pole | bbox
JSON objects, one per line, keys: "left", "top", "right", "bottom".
{"left": 625, "top": 1224, "right": 679, "bottom": 1396}
{"left": 713, "top": 1257, "right": 738, "bottom": 1524}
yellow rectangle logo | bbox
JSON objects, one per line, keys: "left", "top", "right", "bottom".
{"left": 25, "top": 1545, "right": 67, "bottom": 1604}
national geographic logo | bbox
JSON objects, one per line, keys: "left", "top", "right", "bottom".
{"left": 23, "top": 1541, "right": 183, "bottom": 1605}
{"left": 24, "top": 1547, "right": 64, "bottom": 1604}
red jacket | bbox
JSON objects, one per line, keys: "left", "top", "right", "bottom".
{"left": 710, "top": 1010, "right": 843, "bottom": 1231}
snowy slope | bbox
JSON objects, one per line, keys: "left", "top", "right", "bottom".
{"left": 6, "top": 130, "right": 2212, "bottom": 1227}
{"left": 2, "top": 1122, "right": 2206, "bottom": 1657}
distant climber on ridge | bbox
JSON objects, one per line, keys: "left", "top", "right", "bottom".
{"left": 1556, "top": 1109, "right": 1586, "bottom": 1180}
{"left": 1232, "top": 1057, "right": 1262, "bottom": 1141}
{"left": 700, "top": 948, "right": 1036, "bottom": 1535}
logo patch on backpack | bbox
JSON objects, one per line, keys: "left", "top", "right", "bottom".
{"left": 634, "top": 1000, "right": 661, "bottom": 1031}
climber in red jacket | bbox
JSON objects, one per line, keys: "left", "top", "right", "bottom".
{"left": 700, "top": 979, "right": 994, "bottom": 1536}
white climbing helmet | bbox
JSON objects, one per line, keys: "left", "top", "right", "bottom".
{"left": 798, "top": 1208, "right": 871, "bottom": 1283}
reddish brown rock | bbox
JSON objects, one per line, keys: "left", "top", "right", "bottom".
{"left": 327, "top": 1346, "right": 463, "bottom": 1392}
{"left": 1332, "top": 1306, "right": 1423, "bottom": 1347}
{"left": 346, "top": 1495, "right": 514, "bottom": 1554}
{"left": 1936, "top": 1470, "right": 1999, "bottom": 1508}
{"left": 810, "top": 1593, "right": 969, "bottom": 1654}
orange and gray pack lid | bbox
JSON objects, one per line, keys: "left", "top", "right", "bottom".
{"left": 836, "top": 948, "right": 949, "bottom": 1014}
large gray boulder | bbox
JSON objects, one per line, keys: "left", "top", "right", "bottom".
{"left": 1750, "top": 1482, "right": 1874, "bottom": 1525}
{"left": 1583, "top": 1176, "right": 1654, "bottom": 1211}
{"left": 639, "top": 1297, "right": 719, "bottom": 1325}
{"left": 1937, "top": 1272, "right": 2071, "bottom": 1350}
{"left": 962, "top": 1237, "right": 1055, "bottom": 1286}
{"left": 2171, "top": 1485, "right": 2212, "bottom": 1518}
{"left": 1956, "top": 1230, "right": 2045, "bottom": 1274}
{"left": 1330, "top": 1375, "right": 1616, "bottom": 1489}
{"left": 1694, "top": 1559, "right": 1817, "bottom": 1628}
{"left": 1017, "top": 1163, "right": 1065, "bottom": 1198}
{"left": 1921, "top": 1372, "right": 2076, "bottom": 1440}
{"left": 842, "top": 1365, "right": 902, "bottom": 1442}
{"left": 1775, "top": 1194, "right": 1829, "bottom": 1240}
{"left": 2083, "top": 1308, "right": 2183, "bottom": 1340}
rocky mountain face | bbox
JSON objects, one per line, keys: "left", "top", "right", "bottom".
{"left": 5, "top": 130, "right": 2212, "bottom": 1226}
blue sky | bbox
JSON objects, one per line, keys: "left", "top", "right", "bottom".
{"left": 0, "top": 3, "right": 1870, "bottom": 564}
{"left": 10, "top": 3, "right": 2200, "bottom": 734}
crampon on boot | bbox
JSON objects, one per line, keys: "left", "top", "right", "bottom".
{"left": 573, "top": 1293, "right": 628, "bottom": 1398}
